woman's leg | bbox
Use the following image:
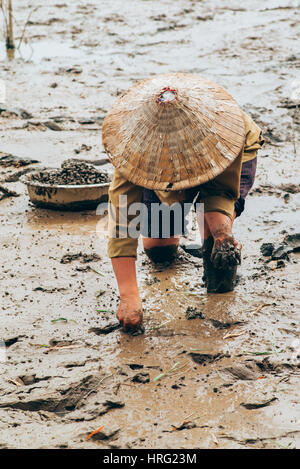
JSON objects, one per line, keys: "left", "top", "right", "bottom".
{"left": 141, "top": 188, "right": 182, "bottom": 262}
{"left": 202, "top": 212, "right": 236, "bottom": 241}
{"left": 199, "top": 158, "right": 257, "bottom": 292}
{"left": 200, "top": 212, "right": 241, "bottom": 293}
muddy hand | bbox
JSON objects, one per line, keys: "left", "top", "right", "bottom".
{"left": 117, "top": 297, "right": 144, "bottom": 333}
{"left": 211, "top": 235, "right": 242, "bottom": 269}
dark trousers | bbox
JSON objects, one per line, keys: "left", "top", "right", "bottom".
{"left": 141, "top": 157, "right": 257, "bottom": 238}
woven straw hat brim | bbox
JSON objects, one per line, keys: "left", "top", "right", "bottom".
{"left": 102, "top": 73, "right": 245, "bottom": 191}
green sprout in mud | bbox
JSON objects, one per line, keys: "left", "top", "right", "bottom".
{"left": 97, "top": 309, "right": 115, "bottom": 313}
{"left": 51, "top": 318, "right": 78, "bottom": 324}
{"left": 153, "top": 361, "right": 189, "bottom": 382}
{"left": 244, "top": 349, "right": 285, "bottom": 357}
{"left": 275, "top": 441, "right": 296, "bottom": 450}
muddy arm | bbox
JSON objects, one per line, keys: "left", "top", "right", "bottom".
{"left": 108, "top": 170, "right": 144, "bottom": 331}
{"left": 111, "top": 257, "right": 143, "bottom": 331}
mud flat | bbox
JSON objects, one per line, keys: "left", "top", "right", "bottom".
{"left": 0, "top": 0, "right": 299, "bottom": 449}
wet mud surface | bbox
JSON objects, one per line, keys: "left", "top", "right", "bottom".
{"left": 0, "top": 0, "right": 299, "bottom": 449}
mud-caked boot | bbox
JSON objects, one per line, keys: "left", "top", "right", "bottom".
{"left": 202, "top": 236, "right": 239, "bottom": 293}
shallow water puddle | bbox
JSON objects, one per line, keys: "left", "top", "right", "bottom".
{"left": 0, "top": 40, "right": 83, "bottom": 62}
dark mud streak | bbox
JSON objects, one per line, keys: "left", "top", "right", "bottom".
{"left": 240, "top": 398, "right": 278, "bottom": 410}
{"left": 0, "top": 376, "right": 125, "bottom": 418}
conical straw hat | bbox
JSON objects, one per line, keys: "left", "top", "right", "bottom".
{"left": 102, "top": 73, "right": 245, "bottom": 191}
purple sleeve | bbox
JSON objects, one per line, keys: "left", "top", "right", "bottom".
{"left": 239, "top": 157, "right": 257, "bottom": 199}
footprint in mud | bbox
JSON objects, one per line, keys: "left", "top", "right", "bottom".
{"left": 218, "top": 356, "right": 300, "bottom": 384}
{"left": 219, "top": 363, "right": 261, "bottom": 381}
{"left": 189, "top": 352, "right": 229, "bottom": 365}
{"left": 0, "top": 375, "right": 125, "bottom": 417}
{"left": 256, "top": 355, "right": 300, "bottom": 373}
{"left": 0, "top": 375, "right": 98, "bottom": 413}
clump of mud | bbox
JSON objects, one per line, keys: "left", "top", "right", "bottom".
{"left": 260, "top": 233, "right": 300, "bottom": 260}
{"left": 185, "top": 306, "right": 205, "bottom": 320}
{"left": 31, "top": 159, "right": 109, "bottom": 185}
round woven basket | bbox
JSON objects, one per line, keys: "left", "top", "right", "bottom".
{"left": 102, "top": 73, "right": 245, "bottom": 191}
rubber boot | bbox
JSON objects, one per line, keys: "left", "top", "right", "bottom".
{"left": 202, "top": 237, "right": 237, "bottom": 293}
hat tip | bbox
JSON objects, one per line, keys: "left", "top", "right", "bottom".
{"left": 157, "top": 87, "right": 178, "bottom": 104}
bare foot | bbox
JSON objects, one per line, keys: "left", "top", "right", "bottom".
{"left": 211, "top": 235, "right": 242, "bottom": 269}
{"left": 117, "top": 296, "right": 143, "bottom": 333}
